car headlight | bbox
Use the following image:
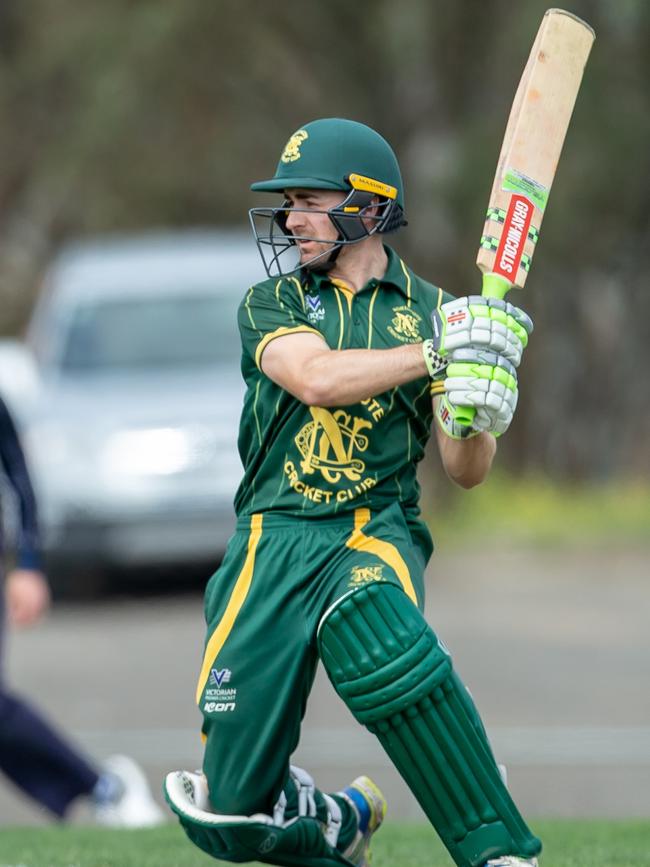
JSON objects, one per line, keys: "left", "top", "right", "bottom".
{"left": 23, "top": 422, "right": 71, "bottom": 467}
{"left": 100, "top": 427, "right": 204, "bottom": 476}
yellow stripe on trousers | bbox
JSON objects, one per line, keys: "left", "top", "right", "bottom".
{"left": 346, "top": 508, "right": 418, "bottom": 605}
{"left": 195, "top": 514, "right": 263, "bottom": 704}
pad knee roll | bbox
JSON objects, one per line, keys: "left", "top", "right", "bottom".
{"left": 318, "top": 584, "right": 541, "bottom": 867}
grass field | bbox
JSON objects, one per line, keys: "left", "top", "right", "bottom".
{"left": 1, "top": 820, "right": 649, "bottom": 867}
{"left": 426, "top": 473, "right": 650, "bottom": 549}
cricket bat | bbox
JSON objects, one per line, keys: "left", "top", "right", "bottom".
{"left": 477, "top": 8, "right": 595, "bottom": 302}
{"left": 441, "top": 9, "right": 595, "bottom": 421}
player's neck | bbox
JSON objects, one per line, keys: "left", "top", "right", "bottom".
{"left": 327, "top": 239, "right": 388, "bottom": 293}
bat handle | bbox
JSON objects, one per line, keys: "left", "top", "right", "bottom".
{"left": 451, "top": 273, "right": 513, "bottom": 428}
{"left": 481, "top": 271, "right": 512, "bottom": 300}
{"left": 450, "top": 405, "right": 476, "bottom": 427}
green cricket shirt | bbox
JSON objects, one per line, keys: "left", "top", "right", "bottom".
{"left": 234, "top": 244, "right": 454, "bottom": 525}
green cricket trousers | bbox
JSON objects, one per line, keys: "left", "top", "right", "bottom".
{"left": 196, "top": 502, "right": 429, "bottom": 817}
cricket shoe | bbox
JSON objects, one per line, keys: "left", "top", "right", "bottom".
{"left": 484, "top": 857, "right": 539, "bottom": 866}
{"left": 339, "top": 775, "right": 387, "bottom": 867}
{"left": 93, "top": 754, "right": 165, "bottom": 828}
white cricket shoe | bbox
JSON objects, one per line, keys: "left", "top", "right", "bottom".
{"left": 484, "top": 857, "right": 539, "bottom": 866}
{"left": 339, "top": 775, "right": 387, "bottom": 867}
{"left": 93, "top": 754, "right": 165, "bottom": 828}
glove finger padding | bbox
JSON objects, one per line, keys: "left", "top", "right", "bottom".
{"left": 473, "top": 387, "right": 519, "bottom": 436}
{"left": 438, "top": 349, "right": 518, "bottom": 438}
{"left": 431, "top": 295, "right": 533, "bottom": 368}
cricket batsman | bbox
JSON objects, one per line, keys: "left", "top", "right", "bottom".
{"left": 165, "top": 118, "right": 541, "bottom": 867}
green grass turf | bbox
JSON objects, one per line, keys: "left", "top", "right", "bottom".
{"left": 426, "top": 473, "right": 650, "bottom": 549}
{"left": 1, "top": 820, "right": 649, "bottom": 867}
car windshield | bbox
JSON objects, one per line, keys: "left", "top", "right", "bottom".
{"left": 61, "top": 293, "right": 240, "bottom": 371}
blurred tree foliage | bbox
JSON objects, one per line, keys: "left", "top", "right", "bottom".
{"left": 0, "top": 0, "right": 648, "bottom": 479}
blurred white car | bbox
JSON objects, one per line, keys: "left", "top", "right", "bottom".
{"left": 1, "top": 230, "right": 264, "bottom": 593}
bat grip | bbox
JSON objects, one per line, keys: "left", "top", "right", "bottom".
{"left": 481, "top": 271, "right": 512, "bottom": 300}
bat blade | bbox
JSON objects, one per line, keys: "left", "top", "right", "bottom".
{"left": 477, "top": 9, "right": 595, "bottom": 299}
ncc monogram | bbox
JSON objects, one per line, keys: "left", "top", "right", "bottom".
{"left": 349, "top": 565, "right": 385, "bottom": 588}
{"left": 296, "top": 407, "right": 372, "bottom": 483}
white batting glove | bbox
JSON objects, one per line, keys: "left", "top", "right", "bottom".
{"left": 431, "top": 296, "right": 533, "bottom": 368}
{"left": 436, "top": 349, "right": 519, "bottom": 439}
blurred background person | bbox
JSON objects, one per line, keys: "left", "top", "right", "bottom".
{"left": 0, "top": 390, "right": 164, "bottom": 826}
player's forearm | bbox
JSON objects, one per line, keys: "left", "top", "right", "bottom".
{"left": 436, "top": 426, "right": 497, "bottom": 489}
{"left": 299, "top": 342, "right": 427, "bottom": 406}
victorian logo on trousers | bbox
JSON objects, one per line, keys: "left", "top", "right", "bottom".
{"left": 209, "top": 668, "right": 231, "bottom": 687}
{"left": 204, "top": 668, "right": 237, "bottom": 713}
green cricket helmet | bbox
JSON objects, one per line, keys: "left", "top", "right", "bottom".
{"left": 249, "top": 118, "right": 407, "bottom": 277}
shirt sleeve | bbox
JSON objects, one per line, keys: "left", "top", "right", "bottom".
{"left": 440, "top": 289, "right": 456, "bottom": 305}
{"left": 238, "top": 277, "right": 323, "bottom": 370}
{"left": 0, "top": 396, "right": 42, "bottom": 570}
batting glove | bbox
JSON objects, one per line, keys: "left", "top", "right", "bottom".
{"left": 431, "top": 295, "right": 533, "bottom": 368}
{"left": 436, "top": 349, "right": 519, "bottom": 439}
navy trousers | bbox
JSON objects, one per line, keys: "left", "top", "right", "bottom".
{"left": 0, "top": 599, "right": 99, "bottom": 818}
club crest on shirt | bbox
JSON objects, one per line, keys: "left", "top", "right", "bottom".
{"left": 388, "top": 305, "right": 423, "bottom": 343}
{"left": 306, "top": 293, "right": 325, "bottom": 323}
{"left": 295, "top": 407, "right": 372, "bottom": 483}
{"left": 283, "top": 400, "right": 384, "bottom": 507}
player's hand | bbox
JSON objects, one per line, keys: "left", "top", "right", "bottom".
{"left": 431, "top": 296, "right": 533, "bottom": 368}
{"left": 436, "top": 349, "right": 518, "bottom": 439}
{"left": 5, "top": 569, "right": 51, "bottom": 627}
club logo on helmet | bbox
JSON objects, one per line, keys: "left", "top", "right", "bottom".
{"left": 281, "top": 129, "right": 309, "bottom": 164}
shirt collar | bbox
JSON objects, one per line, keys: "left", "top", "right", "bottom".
{"left": 300, "top": 245, "right": 417, "bottom": 302}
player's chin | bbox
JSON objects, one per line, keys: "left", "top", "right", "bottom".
{"left": 296, "top": 240, "right": 319, "bottom": 258}
{"left": 299, "top": 241, "right": 336, "bottom": 266}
